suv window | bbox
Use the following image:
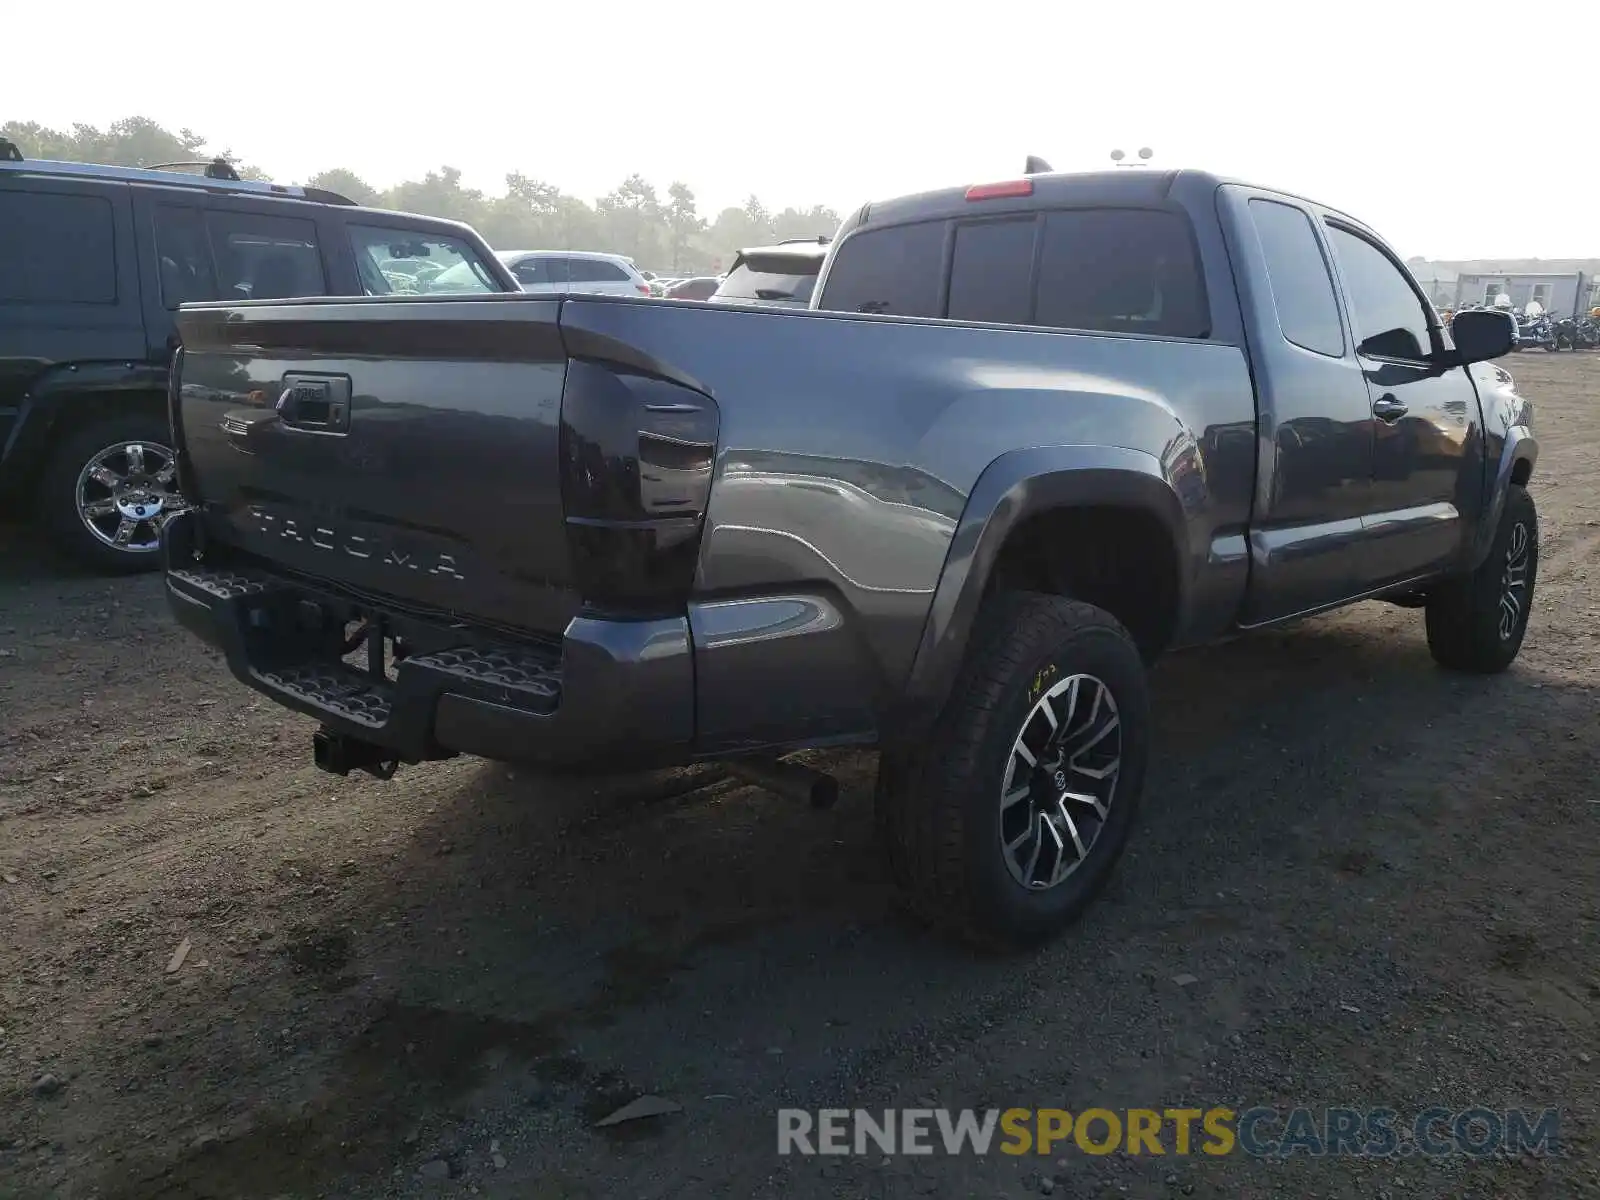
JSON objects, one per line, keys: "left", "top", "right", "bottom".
{"left": 717, "top": 252, "right": 821, "bottom": 303}
{"left": 509, "top": 256, "right": 551, "bottom": 286}
{"left": 569, "top": 258, "right": 629, "bottom": 283}
{"left": 1247, "top": 199, "right": 1343, "bottom": 357}
{"left": 1034, "top": 209, "right": 1207, "bottom": 338}
{"left": 947, "top": 219, "right": 1035, "bottom": 325}
{"left": 0, "top": 190, "right": 117, "bottom": 304}
{"left": 154, "top": 205, "right": 217, "bottom": 308}
{"left": 348, "top": 224, "right": 498, "bottom": 295}
{"left": 817, "top": 221, "right": 945, "bottom": 317}
{"left": 205, "top": 211, "right": 326, "bottom": 301}
{"left": 1325, "top": 225, "right": 1433, "bottom": 361}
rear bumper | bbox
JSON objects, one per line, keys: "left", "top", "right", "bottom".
{"left": 162, "top": 513, "right": 693, "bottom": 769}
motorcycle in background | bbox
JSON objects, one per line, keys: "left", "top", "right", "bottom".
{"left": 1519, "top": 307, "right": 1557, "bottom": 351}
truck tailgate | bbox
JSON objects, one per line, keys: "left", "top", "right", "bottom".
{"left": 173, "top": 297, "right": 577, "bottom": 635}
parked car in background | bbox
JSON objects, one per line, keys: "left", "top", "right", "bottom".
{"left": 0, "top": 139, "right": 516, "bottom": 572}
{"left": 667, "top": 275, "right": 723, "bottom": 301}
{"left": 499, "top": 249, "right": 651, "bottom": 297}
{"left": 710, "top": 237, "right": 830, "bottom": 307}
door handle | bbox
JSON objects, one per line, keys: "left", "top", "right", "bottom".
{"left": 1372, "top": 395, "right": 1408, "bottom": 422}
{"left": 275, "top": 374, "right": 352, "bottom": 434}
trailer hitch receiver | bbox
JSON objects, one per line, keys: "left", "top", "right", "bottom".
{"left": 313, "top": 728, "right": 400, "bottom": 779}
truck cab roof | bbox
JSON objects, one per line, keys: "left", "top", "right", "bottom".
{"left": 856, "top": 168, "right": 1188, "bottom": 227}
{"left": 841, "top": 167, "right": 1370, "bottom": 243}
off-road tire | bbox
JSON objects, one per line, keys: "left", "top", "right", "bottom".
{"left": 879, "top": 592, "right": 1150, "bottom": 950}
{"left": 1425, "top": 486, "right": 1538, "bottom": 673}
{"left": 39, "top": 413, "right": 176, "bottom": 575}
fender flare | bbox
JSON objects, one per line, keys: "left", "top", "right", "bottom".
{"left": 1470, "top": 424, "right": 1539, "bottom": 570}
{"left": 892, "top": 445, "right": 1190, "bottom": 739}
{"left": 1, "top": 361, "right": 169, "bottom": 483}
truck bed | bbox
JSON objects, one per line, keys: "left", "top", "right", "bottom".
{"left": 168, "top": 292, "right": 1255, "bottom": 766}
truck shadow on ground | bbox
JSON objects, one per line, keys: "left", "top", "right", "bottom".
{"left": 99, "top": 610, "right": 1586, "bottom": 1199}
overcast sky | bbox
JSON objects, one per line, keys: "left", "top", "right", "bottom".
{"left": 7, "top": 1, "right": 1594, "bottom": 259}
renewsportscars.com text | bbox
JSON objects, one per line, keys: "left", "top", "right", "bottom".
{"left": 777, "top": 1106, "right": 1561, "bottom": 1159}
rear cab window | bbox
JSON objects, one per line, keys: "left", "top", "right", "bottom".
{"left": 717, "top": 251, "right": 824, "bottom": 304}
{"left": 819, "top": 207, "right": 1209, "bottom": 337}
{"left": 1033, "top": 210, "right": 1206, "bottom": 338}
{"left": 947, "top": 219, "right": 1035, "bottom": 324}
{"left": 815, "top": 222, "right": 946, "bottom": 316}
{"left": 349, "top": 224, "right": 500, "bottom": 295}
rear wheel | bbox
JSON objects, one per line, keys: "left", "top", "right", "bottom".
{"left": 879, "top": 592, "right": 1149, "bottom": 950}
{"left": 39, "top": 413, "right": 184, "bottom": 574}
{"left": 1425, "top": 486, "right": 1537, "bottom": 673}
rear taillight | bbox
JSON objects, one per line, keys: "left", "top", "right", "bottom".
{"left": 965, "top": 179, "right": 1034, "bottom": 201}
{"left": 559, "top": 360, "right": 719, "bottom": 614}
{"left": 636, "top": 283, "right": 652, "bottom": 295}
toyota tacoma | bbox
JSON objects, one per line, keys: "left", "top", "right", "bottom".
{"left": 160, "top": 165, "right": 1536, "bottom": 947}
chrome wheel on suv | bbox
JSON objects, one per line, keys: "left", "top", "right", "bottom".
{"left": 1001, "top": 673, "right": 1122, "bottom": 890}
{"left": 41, "top": 415, "right": 186, "bottom": 574}
{"left": 75, "top": 439, "right": 181, "bottom": 553}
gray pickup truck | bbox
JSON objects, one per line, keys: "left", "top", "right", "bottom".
{"left": 160, "top": 166, "right": 1536, "bottom": 947}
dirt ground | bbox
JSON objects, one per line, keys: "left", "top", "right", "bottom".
{"left": 2, "top": 353, "right": 1598, "bottom": 1200}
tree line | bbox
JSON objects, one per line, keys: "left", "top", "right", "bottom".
{"left": 3, "top": 117, "right": 842, "bottom": 274}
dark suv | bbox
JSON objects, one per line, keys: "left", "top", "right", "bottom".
{"left": 0, "top": 140, "right": 518, "bottom": 572}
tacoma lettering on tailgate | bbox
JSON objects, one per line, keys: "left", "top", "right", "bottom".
{"left": 245, "top": 504, "right": 465, "bottom": 580}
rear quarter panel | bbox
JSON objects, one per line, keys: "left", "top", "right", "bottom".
{"left": 561, "top": 300, "right": 1256, "bottom": 700}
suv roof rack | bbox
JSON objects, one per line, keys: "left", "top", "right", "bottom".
{"left": 149, "top": 157, "right": 243, "bottom": 182}
{"left": 0, "top": 147, "right": 357, "bottom": 206}
{"left": 778, "top": 235, "right": 832, "bottom": 245}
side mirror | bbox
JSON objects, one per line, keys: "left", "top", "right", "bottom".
{"left": 1449, "top": 308, "right": 1516, "bottom": 364}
